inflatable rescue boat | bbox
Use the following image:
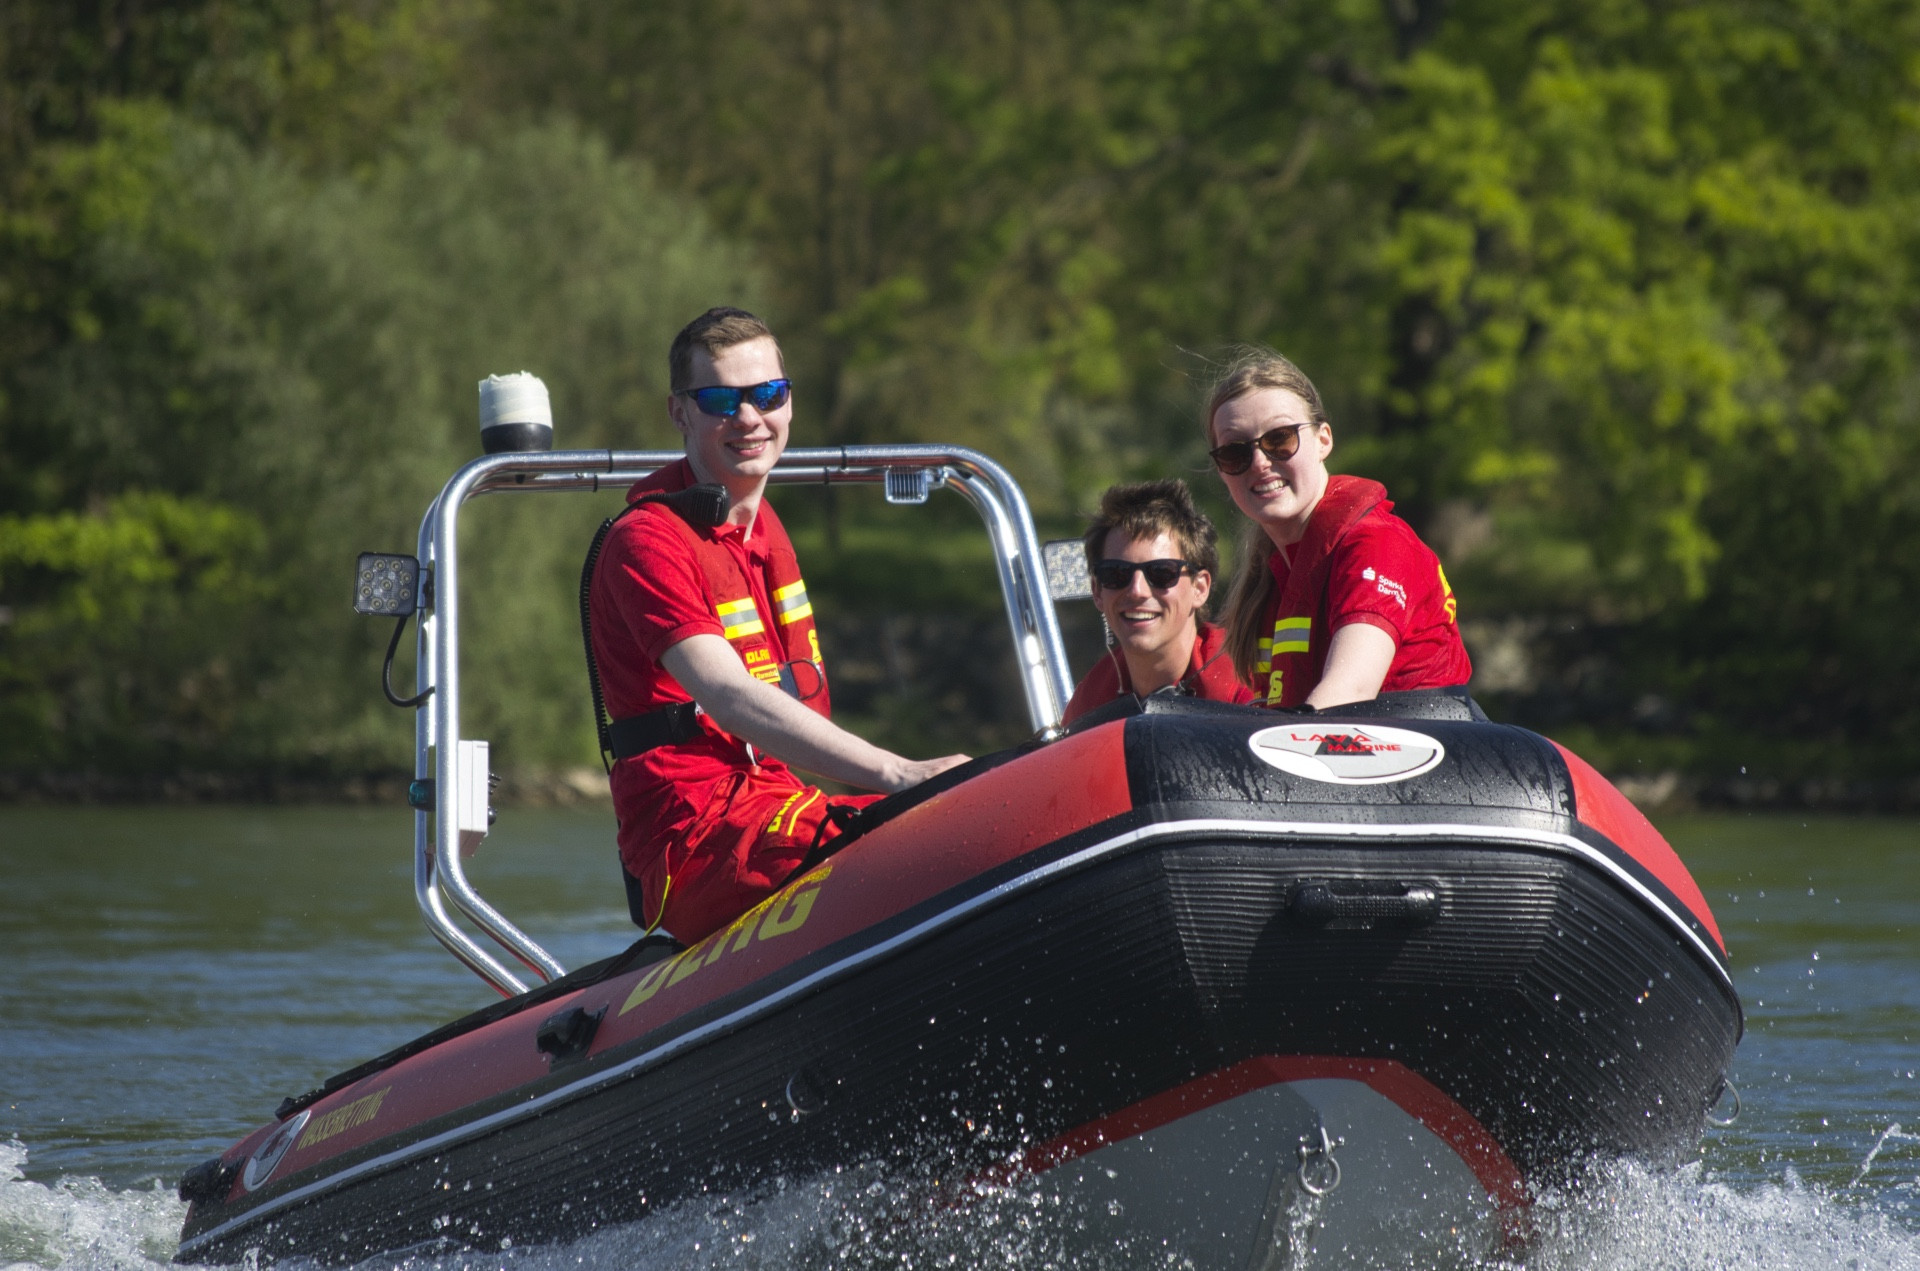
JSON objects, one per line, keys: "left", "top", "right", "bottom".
{"left": 175, "top": 437, "right": 1741, "bottom": 1268}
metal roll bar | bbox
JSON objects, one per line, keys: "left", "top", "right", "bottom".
{"left": 410, "top": 445, "right": 1074, "bottom": 996}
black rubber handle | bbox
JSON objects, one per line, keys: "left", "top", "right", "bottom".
{"left": 1289, "top": 881, "right": 1440, "bottom": 929}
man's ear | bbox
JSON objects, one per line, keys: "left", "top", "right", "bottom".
{"left": 1192, "top": 570, "right": 1213, "bottom": 608}
{"left": 667, "top": 394, "right": 692, "bottom": 439}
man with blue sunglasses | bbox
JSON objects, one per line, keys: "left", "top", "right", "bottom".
{"left": 588, "top": 307, "right": 970, "bottom": 944}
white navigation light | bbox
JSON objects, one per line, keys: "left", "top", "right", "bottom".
{"left": 478, "top": 371, "right": 554, "bottom": 454}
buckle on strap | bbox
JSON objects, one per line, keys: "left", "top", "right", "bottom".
{"left": 604, "top": 701, "right": 702, "bottom": 759}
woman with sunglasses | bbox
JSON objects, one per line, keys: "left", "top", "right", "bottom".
{"left": 1208, "top": 347, "right": 1471, "bottom": 710}
{"left": 1061, "top": 479, "right": 1254, "bottom": 724}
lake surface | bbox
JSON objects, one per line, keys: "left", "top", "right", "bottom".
{"left": 2, "top": 805, "right": 1917, "bottom": 1268}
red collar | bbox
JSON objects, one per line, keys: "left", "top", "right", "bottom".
{"left": 1267, "top": 474, "right": 1388, "bottom": 595}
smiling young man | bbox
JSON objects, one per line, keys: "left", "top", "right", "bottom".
{"left": 1060, "top": 479, "right": 1252, "bottom": 724}
{"left": 588, "top": 307, "right": 969, "bottom": 943}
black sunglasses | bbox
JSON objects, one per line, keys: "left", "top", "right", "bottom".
{"left": 1208, "top": 422, "right": 1316, "bottom": 476}
{"left": 677, "top": 378, "right": 792, "bottom": 418}
{"left": 1092, "top": 558, "right": 1196, "bottom": 590}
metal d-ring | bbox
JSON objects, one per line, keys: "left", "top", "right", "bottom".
{"left": 1297, "top": 1124, "right": 1343, "bottom": 1196}
{"left": 1705, "top": 1077, "right": 1741, "bottom": 1127}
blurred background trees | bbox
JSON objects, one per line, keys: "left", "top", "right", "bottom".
{"left": 3, "top": 0, "right": 1917, "bottom": 797}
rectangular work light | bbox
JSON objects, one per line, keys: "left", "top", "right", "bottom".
{"left": 354, "top": 553, "right": 421, "bottom": 617}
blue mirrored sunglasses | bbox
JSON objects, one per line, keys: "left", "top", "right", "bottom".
{"left": 677, "top": 378, "right": 791, "bottom": 418}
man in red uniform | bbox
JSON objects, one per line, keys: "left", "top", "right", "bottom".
{"left": 1062, "top": 479, "right": 1252, "bottom": 723}
{"left": 1207, "top": 348, "right": 1471, "bottom": 708}
{"left": 590, "top": 308, "right": 969, "bottom": 943}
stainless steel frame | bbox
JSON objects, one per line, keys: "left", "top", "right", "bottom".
{"left": 409, "top": 445, "right": 1074, "bottom": 996}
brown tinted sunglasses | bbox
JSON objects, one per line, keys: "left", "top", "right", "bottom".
{"left": 1208, "top": 422, "right": 1316, "bottom": 476}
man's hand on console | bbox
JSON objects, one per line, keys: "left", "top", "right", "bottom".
{"left": 881, "top": 753, "right": 973, "bottom": 792}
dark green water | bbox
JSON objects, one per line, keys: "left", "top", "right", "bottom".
{"left": 1, "top": 806, "right": 1916, "bottom": 1268}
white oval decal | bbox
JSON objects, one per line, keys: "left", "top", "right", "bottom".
{"left": 1248, "top": 723, "right": 1446, "bottom": 785}
{"left": 243, "top": 1108, "right": 310, "bottom": 1191}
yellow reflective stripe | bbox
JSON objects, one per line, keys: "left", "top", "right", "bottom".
{"left": 766, "top": 790, "right": 806, "bottom": 834}
{"left": 1271, "top": 615, "right": 1310, "bottom": 655}
{"left": 782, "top": 789, "right": 823, "bottom": 836}
{"left": 774, "top": 580, "right": 812, "bottom": 624}
{"left": 716, "top": 596, "right": 765, "bottom": 639}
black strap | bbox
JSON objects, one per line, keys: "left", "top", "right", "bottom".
{"left": 580, "top": 489, "right": 815, "bottom": 768}
{"left": 605, "top": 701, "right": 703, "bottom": 759}
{"left": 580, "top": 504, "right": 645, "bottom": 772}
{"left": 789, "top": 801, "right": 870, "bottom": 879}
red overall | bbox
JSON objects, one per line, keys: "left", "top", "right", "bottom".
{"left": 1061, "top": 621, "right": 1253, "bottom": 724}
{"left": 590, "top": 459, "right": 878, "bottom": 943}
{"left": 1256, "top": 475, "right": 1472, "bottom": 708}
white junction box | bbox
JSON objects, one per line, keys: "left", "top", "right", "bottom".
{"left": 456, "top": 739, "right": 491, "bottom": 857}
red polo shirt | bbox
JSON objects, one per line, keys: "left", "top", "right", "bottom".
{"left": 1260, "top": 497, "right": 1471, "bottom": 703}
{"left": 1062, "top": 621, "right": 1253, "bottom": 723}
{"left": 590, "top": 461, "right": 810, "bottom": 881}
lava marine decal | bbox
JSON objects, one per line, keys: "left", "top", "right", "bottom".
{"left": 1247, "top": 724, "right": 1446, "bottom": 785}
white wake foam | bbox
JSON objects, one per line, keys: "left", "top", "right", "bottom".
{"left": 1517, "top": 1159, "right": 1920, "bottom": 1271}
{"left": 0, "top": 1142, "right": 184, "bottom": 1271}
{"left": 4, "top": 1142, "right": 1917, "bottom": 1271}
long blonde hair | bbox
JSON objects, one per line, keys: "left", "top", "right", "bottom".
{"left": 1206, "top": 347, "right": 1330, "bottom": 685}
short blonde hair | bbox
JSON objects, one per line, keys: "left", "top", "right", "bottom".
{"left": 668, "top": 307, "right": 784, "bottom": 391}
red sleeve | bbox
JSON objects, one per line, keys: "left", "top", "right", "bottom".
{"left": 602, "top": 510, "right": 723, "bottom": 662}
{"left": 1324, "top": 517, "right": 1432, "bottom": 644}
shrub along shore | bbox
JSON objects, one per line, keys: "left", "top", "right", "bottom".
{"left": 6, "top": 1, "right": 1920, "bottom": 799}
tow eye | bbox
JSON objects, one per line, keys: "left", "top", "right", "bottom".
{"left": 1705, "top": 1075, "right": 1741, "bottom": 1126}
{"left": 178, "top": 1156, "right": 240, "bottom": 1207}
{"left": 535, "top": 1005, "right": 605, "bottom": 1068}
{"left": 1297, "top": 1124, "right": 1344, "bottom": 1196}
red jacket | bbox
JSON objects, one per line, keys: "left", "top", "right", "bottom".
{"left": 1062, "top": 621, "right": 1253, "bottom": 724}
{"left": 1255, "top": 474, "right": 1471, "bottom": 708}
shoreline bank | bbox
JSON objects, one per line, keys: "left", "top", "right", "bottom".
{"left": 7, "top": 765, "right": 1920, "bottom": 814}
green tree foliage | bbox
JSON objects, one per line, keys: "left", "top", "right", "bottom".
{"left": 484, "top": 0, "right": 1920, "bottom": 780}
{"left": 5, "top": 0, "right": 1919, "bottom": 786}
{"left": 0, "top": 493, "right": 274, "bottom": 768}
{"left": 1, "top": 103, "right": 758, "bottom": 774}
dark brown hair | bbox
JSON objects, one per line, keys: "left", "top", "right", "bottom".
{"left": 1204, "top": 346, "right": 1330, "bottom": 685}
{"left": 668, "top": 307, "right": 784, "bottom": 392}
{"left": 1082, "top": 478, "right": 1220, "bottom": 603}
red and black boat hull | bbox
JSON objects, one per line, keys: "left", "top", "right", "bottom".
{"left": 176, "top": 697, "right": 1740, "bottom": 1266}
